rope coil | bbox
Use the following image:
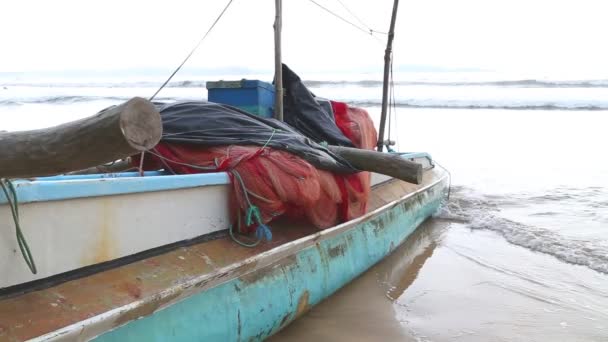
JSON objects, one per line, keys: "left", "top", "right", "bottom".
{"left": 1, "top": 179, "right": 37, "bottom": 274}
{"left": 226, "top": 130, "right": 276, "bottom": 247}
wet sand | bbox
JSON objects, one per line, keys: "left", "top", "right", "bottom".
{"left": 271, "top": 219, "right": 443, "bottom": 342}
{"left": 272, "top": 218, "right": 608, "bottom": 341}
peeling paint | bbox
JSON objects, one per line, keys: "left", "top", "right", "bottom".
{"left": 327, "top": 244, "right": 346, "bottom": 258}
{"left": 240, "top": 256, "right": 296, "bottom": 285}
{"left": 237, "top": 309, "right": 242, "bottom": 340}
{"left": 113, "top": 291, "right": 181, "bottom": 327}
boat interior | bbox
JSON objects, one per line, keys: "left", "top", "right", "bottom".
{"left": 0, "top": 154, "right": 442, "bottom": 341}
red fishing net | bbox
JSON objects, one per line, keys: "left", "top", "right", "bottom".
{"left": 134, "top": 102, "right": 377, "bottom": 232}
{"left": 331, "top": 101, "right": 377, "bottom": 150}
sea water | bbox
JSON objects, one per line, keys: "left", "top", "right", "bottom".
{"left": 1, "top": 71, "right": 607, "bottom": 341}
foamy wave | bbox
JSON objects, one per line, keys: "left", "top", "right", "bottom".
{"left": 2, "top": 95, "right": 607, "bottom": 111}
{"left": 307, "top": 79, "right": 608, "bottom": 88}
{"left": 398, "top": 79, "right": 608, "bottom": 88}
{"left": 437, "top": 187, "right": 608, "bottom": 274}
{"left": 5, "top": 79, "right": 608, "bottom": 89}
{"left": 349, "top": 100, "right": 608, "bottom": 111}
{"left": 0, "top": 95, "right": 183, "bottom": 106}
{"left": 3, "top": 96, "right": 606, "bottom": 110}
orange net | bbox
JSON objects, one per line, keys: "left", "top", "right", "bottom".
{"left": 331, "top": 100, "right": 377, "bottom": 150}
{"left": 135, "top": 102, "right": 377, "bottom": 232}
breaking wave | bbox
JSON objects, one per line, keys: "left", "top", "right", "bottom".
{"left": 3, "top": 96, "right": 608, "bottom": 111}
{"left": 4, "top": 79, "right": 608, "bottom": 89}
{"left": 309, "top": 79, "right": 608, "bottom": 88}
{"left": 436, "top": 186, "right": 608, "bottom": 274}
{"left": 0, "top": 95, "right": 184, "bottom": 106}
{"left": 348, "top": 100, "right": 608, "bottom": 111}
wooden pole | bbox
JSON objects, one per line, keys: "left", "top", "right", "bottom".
{"left": 376, "top": 0, "right": 400, "bottom": 152}
{"left": 0, "top": 97, "right": 162, "bottom": 178}
{"left": 328, "top": 145, "right": 422, "bottom": 184}
{"left": 273, "top": 0, "right": 284, "bottom": 121}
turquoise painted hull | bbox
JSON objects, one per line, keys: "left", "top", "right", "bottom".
{"left": 95, "top": 177, "right": 447, "bottom": 341}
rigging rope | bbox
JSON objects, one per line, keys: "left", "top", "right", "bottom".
{"left": 387, "top": 54, "right": 393, "bottom": 146}
{"left": 0, "top": 179, "right": 37, "bottom": 274}
{"left": 307, "top": 0, "right": 383, "bottom": 43}
{"left": 335, "top": 0, "right": 388, "bottom": 35}
{"left": 390, "top": 55, "right": 400, "bottom": 150}
{"left": 139, "top": 0, "right": 235, "bottom": 176}
{"left": 387, "top": 52, "right": 398, "bottom": 150}
{"left": 149, "top": 0, "right": 235, "bottom": 101}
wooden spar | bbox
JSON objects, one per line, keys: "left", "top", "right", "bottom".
{"left": 327, "top": 145, "right": 422, "bottom": 184}
{"left": 273, "top": 0, "right": 284, "bottom": 121}
{"left": 0, "top": 97, "right": 162, "bottom": 178}
{"left": 376, "top": 0, "right": 400, "bottom": 152}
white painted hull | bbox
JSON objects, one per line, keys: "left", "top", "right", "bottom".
{"left": 0, "top": 154, "right": 435, "bottom": 289}
{"left": 1, "top": 181, "right": 231, "bottom": 288}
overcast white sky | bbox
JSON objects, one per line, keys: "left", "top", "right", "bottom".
{"left": 1, "top": 0, "right": 607, "bottom": 77}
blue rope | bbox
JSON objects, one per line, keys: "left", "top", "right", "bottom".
{"left": 255, "top": 224, "right": 273, "bottom": 241}
{"left": 227, "top": 130, "right": 277, "bottom": 247}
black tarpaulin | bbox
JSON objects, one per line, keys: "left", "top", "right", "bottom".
{"left": 280, "top": 64, "right": 355, "bottom": 147}
{"left": 156, "top": 101, "right": 356, "bottom": 173}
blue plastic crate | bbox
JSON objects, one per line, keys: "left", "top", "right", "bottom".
{"left": 206, "top": 79, "right": 275, "bottom": 117}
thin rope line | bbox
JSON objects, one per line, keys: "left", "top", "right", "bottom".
{"left": 307, "top": 0, "right": 383, "bottom": 43}
{"left": 144, "top": 129, "right": 277, "bottom": 172}
{"left": 139, "top": 0, "right": 235, "bottom": 176}
{"left": 391, "top": 56, "right": 400, "bottom": 149}
{"left": 149, "top": 0, "right": 235, "bottom": 101}
{"left": 387, "top": 55, "right": 393, "bottom": 143}
{"left": 146, "top": 149, "right": 218, "bottom": 171}
{"left": 388, "top": 53, "right": 397, "bottom": 145}
{"left": 335, "top": 0, "right": 387, "bottom": 35}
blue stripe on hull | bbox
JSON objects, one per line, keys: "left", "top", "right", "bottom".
{"left": 95, "top": 179, "right": 447, "bottom": 342}
{"left": 0, "top": 172, "right": 230, "bottom": 205}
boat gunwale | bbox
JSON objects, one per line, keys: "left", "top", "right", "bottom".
{"left": 0, "top": 152, "right": 430, "bottom": 205}
{"left": 0, "top": 171, "right": 231, "bottom": 205}
{"left": 33, "top": 166, "right": 448, "bottom": 341}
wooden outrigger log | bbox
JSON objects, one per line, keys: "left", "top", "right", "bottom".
{"left": 0, "top": 97, "right": 161, "bottom": 179}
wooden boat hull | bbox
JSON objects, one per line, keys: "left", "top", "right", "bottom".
{"left": 0, "top": 156, "right": 447, "bottom": 341}
{"left": 62, "top": 168, "right": 445, "bottom": 341}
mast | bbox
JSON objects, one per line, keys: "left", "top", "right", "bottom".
{"left": 376, "top": 0, "right": 399, "bottom": 152}
{"left": 274, "top": 0, "right": 284, "bottom": 121}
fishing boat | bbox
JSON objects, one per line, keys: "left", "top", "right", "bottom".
{"left": 0, "top": 0, "right": 449, "bottom": 340}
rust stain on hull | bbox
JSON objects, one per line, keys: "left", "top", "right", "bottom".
{"left": 278, "top": 290, "right": 311, "bottom": 330}
{"left": 120, "top": 279, "right": 143, "bottom": 299}
{"left": 294, "top": 291, "right": 311, "bottom": 319}
{"left": 85, "top": 199, "right": 118, "bottom": 265}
